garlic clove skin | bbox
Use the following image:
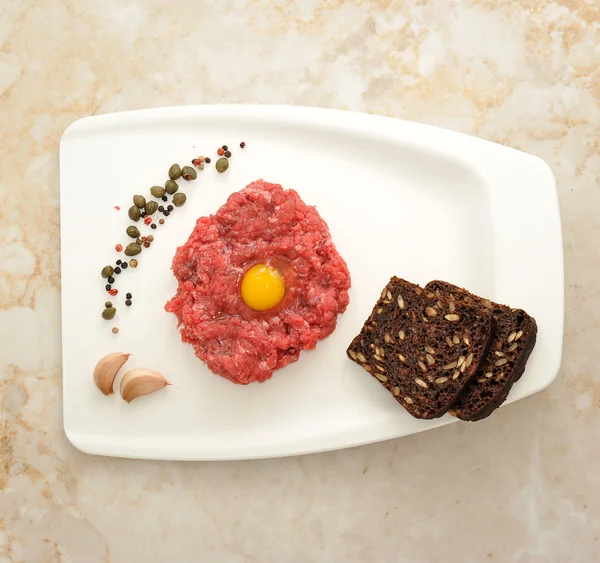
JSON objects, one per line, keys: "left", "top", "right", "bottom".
{"left": 120, "top": 368, "right": 170, "bottom": 403}
{"left": 93, "top": 352, "right": 130, "bottom": 396}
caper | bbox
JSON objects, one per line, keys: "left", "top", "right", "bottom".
{"left": 124, "top": 243, "right": 142, "bottom": 256}
{"left": 133, "top": 195, "right": 146, "bottom": 208}
{"left": 128, "top": 205, "right": 141, "bottom": 222}
{"left": 165, "top": 180, "right": 178, "bottom": 195}
{"left": 181, "top": 166, "right": 197, "bottom": 180}
{"left": 168, "top": 163, "right": 182, "bottom": 180}
{"left": 101, "top": 265, "right": 114, "bottom": 279}
{"left": 150, "top": 185, "right": 166, "bottom": 198}
{"left": 126, "top": 226, "right": 140, "bottom": 239}
{"left": 215, "top": 157, "right": 229, "bottom": 173}
{"left": 173, "top": 193, "right": 187, "bottom": 207}
{"left": 145, "top": 201, "right": 158, "bottom": 215}
{"left": 102, "top": 307, "right": 116, "bottom": 320}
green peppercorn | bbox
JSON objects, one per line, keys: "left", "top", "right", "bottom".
{"left": 102, "top": 307, "right": 116, "bottom": 320}
{"left": 165, "top": 180, "right": 178, "bottom": 195}
{"left": 181, "top": 166, "right": 197, "bottom": 180}
{"left": 173, "top": 193, "right": 187, "bottom": 207}
{"left": 128, "top": 205, "right": 141, "bottom": 222}
{"left": 216, "top": 157, "right": 229, "bottom": 173}
{"left": 145, "top": 201, "right": 158, "bottom": 215}
{"left": 169, "top": 163, "right": 182, "bottom": 180}
{"left": 126, "top": 226, "right": 140, "bottom": 239}
{"left": 150, "top": 185, "right": 166, "bottom": 198}
{"left": 124, "top": 243, "right": 142, "bottom": 256}
{"left": 133, "top": 195, "right": 146, "bottom": 208}
{"left": 101, "top": 265, "right": 114, "bottom": 279}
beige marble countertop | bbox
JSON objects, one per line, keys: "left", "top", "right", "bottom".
{"left": 1, "top": 1, "right": 599, "bottom": 561}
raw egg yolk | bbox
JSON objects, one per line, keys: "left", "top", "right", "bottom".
{"left": 241, "top": 264, "right": 285, "bottom": 311}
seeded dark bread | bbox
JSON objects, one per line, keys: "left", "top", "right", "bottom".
{"left": 347, "top": 277, "right": 495, "bottom": 419}
{"left": 425, "top": 281, "right": 537, "bottom": 422}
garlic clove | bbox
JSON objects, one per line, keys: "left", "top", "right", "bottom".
{"left": 120, "top": 368, "right": 170, "bottom": 403}
{"left": 93, "top": 352, "right": 130, "bottom": 396}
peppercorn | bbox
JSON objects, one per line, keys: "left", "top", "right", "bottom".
{"left": 112, "top": 327, "right": 119, "bottom": 334}
{"left": 144, "top": 216, "right": 153, "bottom": 225}
{"left": 240, "top": 142, "right": 246, "bottom": 148}
{"left": 125, "top": 299, "right": 132, "bottom": 307}
{"left": 222, "top": 145, "right": 228, "bottom": 151}
{"left": 163, "top": 210, "right": 170, "bottom": 217}
{"left": 109, "top": 288, "right": 118, "bottom": 296}
{"left": 114, "top": 267, "right": 122, "bottom": 275}
{"left": 158, "top": 205, "right": 164, "bottom": 212}
{"left": 116, "top": 260, "right": 122, "bottom": 265}
{"left": 105, "top": 284, "right": 111, "bottom": 291}
{"left": 167, "top": 205, "right": 173, "bottom": 211}
{"left": 205, "top": 157, "right": 211, "bottom": 164}
{"left": 159, "top": 219, "right": 165, "bottom": 225}
{"left": 115, "top": 244, "right": 123, "bottom": 252}
{"left": 162, "top": 196, "right": 168, "bottom": 202}
{"left": 217, "top": 148, "right": 224, "bottom": 156}
{"left": 151, "top": 223, "right": 157, "bottom": 230}
{"left": 192, "top": 158, "right": 202, "bottom": 167}
{"left": 126, "top": 293, "right": 132, "bottom": 299}
{"left": 141, "top": 211, "right": 147, "bottom": 218}
{"left": 105, "top": 301, "right": 112, "bottom": 308}
{"left": 108, "top": 276, "right": 115, "bottom": 284}
{"left": 121, "top": 262, "right": 128, "bottom": 270}
{"left": 129, "top": 259, "right": 138, "bottom": 268}
{"left": 224, "top": 150, "right": 231, "bottom": 158}
{"left": 147, "top": 235, "right": 154, "bottom": 242}
{"left": 143, "top": 242, "right": 150, "bottom": 248}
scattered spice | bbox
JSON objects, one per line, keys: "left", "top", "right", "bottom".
{"left": 167, "top": 205, "right": 173, "bottom": 212}
{"left": 108, "top": 288, "right": 118, "bottom": 296}
{"left": 116, "top": 260, "right": 122, "bottom": 265}
{"left": 240, "top": 142, "right": 245, "bottom": 148}
{"left": 147, "top": 236, "right": 154, "bottom": 243}
{"left": 222, "top": 145, "right": 228, "bottom": 151}
{"left": 112, "top": 327, "right": 119, "bottom": 334}
{"left": 108, "top": 276, "right": 115, "bottom": 284}
{"left": 224, "top": 150, "right": 231, "bottom": 158}
{"left": 125, "top": 299, "right": 132, "bottom": 307}
{"left": 101, "top": 265, "right": 114, "bottom": 279}
{"left": 158, "top": 205, "right": 164, "bottom": 212}
{"left": 115, "top": 244, "right": 123, "bottom": 252}
{"left": 217, "top": 148, "right": 224, "bottom": 156}
{"left": 141, "top": 211, "right": 147, "bottom": 218}
{"left": 143, "top": 242, "right": 150, "bottom": 248}
{"left": 129, "top": 259, "right": 138, "bottom": 268}
{"left": 102, "top": 307, "right": 116, "bottom": 320}
{"left": 114, "top": 267, "right": 122, "bottom": 274}
{"left": 181, "top": 166, "right": 196, "bottom": 181}
{"left": 151, "top": 223, "right": 157, "bottom": 230}
{"left": 144, "top": 216, "right": 153, "bottom": 225}
{"left": 192, "top": 158, "right": 203, "bottom": 167}
{"left": 163, "top": 210, "right": 170, "bottom": 217}
{"left": 128, "top": 206, "right": 141, "bottom": 222}
{"left": 161, "top": 195, "right": 168, "bottom": 202}
{"left": 121, "top": 262, "right": 128, "bottom": 270}
{"left": 168, "top": 163, "right": 182, "bottom": 180}
{"left": 205, "top": 157, "right": 211, "bottom": 164}
{"left": 105, "top": 301, "right": 113, "bottom": 308}
{"left": 105, "top": 284, "right": 111, "bottom": 291}
{"left": 126, "top": 293, "right": 132, "bottom": 299}
{"left": 115, "top": 206, "right": 120, "bottom": 210}
{"left": 216, "top": 158, "right": 229, "bottom": 173}
{"left": 159, "top": 219, "right": 165, "bottom": 225}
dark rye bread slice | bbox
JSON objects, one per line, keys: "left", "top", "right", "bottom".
{"left": 426, "top": 281, "right": 537, "bottom": 421}
{"left": 347, "top": 277, "right": 495, "bottom": 419}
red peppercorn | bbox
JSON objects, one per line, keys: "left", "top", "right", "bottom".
{"left": 144, "top": 216, "right": 152, "bottom": 225}
{"left": 114, "top": 205, "right": 120, "bottom": 210}
{"left": 217, "top": 148, "right": 224, "bottom": 156}
{"left": 192, "top": 158, "right": 202, "bottom": 167}
{"left": 108, "top": 288, "right": 118, "bottom": 296}
{"left": 115, "top": 244, "right": 123, "bottom": 252}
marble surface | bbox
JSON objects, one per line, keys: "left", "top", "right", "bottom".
{"left": 1, "top": 0, "right": 599, "bottom": 561}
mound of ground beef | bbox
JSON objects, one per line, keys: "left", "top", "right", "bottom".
{"left": 165, "top": 179, "right": 351, "bottom": 384}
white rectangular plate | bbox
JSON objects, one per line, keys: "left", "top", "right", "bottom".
{"left": 60, "top": 105, "right": 563, "bottom": 460}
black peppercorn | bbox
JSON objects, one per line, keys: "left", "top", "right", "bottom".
{"left": 121, "top": 262, "right": 128, "bottom": 269}
{"left": 225, "top": 150, "right": 231, "bottom": 158}
{"left": 158, "top": 205, "right": 164, "bottom": 212}
{"left": 167, "top": 205, "right": 173, "bottom": 211}
{"left": 105, "top": 284, "right": 111, "bottom": 291}
{"left": 108, "top": 276, "right": 115, "bottom": 284}
{"left": 116, "top": 259, "right": 122, "bottom": 265}
{"left": 114, "top": 267, "right": 122, "bottom": 275}
{"left": 164, "top": 210, "right": 170, "bottom": 217}
{"left": 125, "top": 299, "right": 132, "bottom": 306}
{"left": 126, "top": 293, "right": 132, "bottom": 299}
{"left": 151, "top": 223, "right": 157, "bottom": 229}
{"left": 162, "top": 196, "right": 168, "bottom": 202}
{"left": 222, "top": 145, "right": 228, "bottom": 151}
{"left": 205, "top": 157, "right": 211, "bottom": 163}
{"left": 141, "top": 211, "right": 147, "bottom": 218}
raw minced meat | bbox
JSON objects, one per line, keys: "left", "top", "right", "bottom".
{"left": 165, "top": 179, "right": 351, "bottom": 384}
